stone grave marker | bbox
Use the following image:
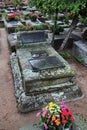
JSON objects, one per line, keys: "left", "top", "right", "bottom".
{"left": 19, "top": 31, "right": 47, "bottom": 44}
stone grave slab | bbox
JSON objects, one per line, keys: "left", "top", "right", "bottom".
{"left": 26, "top": 19, "right": 42, "bottom": 26}
{"left": 19, "top": 31, "right": 46, "bottom": 44}
{"left": 29, "top": 6, "right": 37, "bottom": 12}
{"left": 72, "top": 40, "right": 87, "bottom": 66}
{"left": 8, "top": 31, "right": 50, "bottom": 52}
{"left": 16, "top": 45, "right": 79, "bottom": 94}
{"left": 17, "top": 31, "right": 49, "bottom": 47}
{"left": 4, "top": 20, "right": 23, "bottom": 33}
{"left": 10, "top": 44, "right": 83, "bottom": 112}
{"left": 38, "top": 17, "right": 47, "bottom": 23}
{"left": 29, "top": 56, "right": 65, "bottom": 72}
{"left": 71, "top": 28, "right": 82, "bottom": 41}
{"left": 45, "top": 20, "right": 70, "bottom": 28}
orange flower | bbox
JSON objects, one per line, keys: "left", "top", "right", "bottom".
{"left": 55, "top": 119, "right": 60, "bottom": 126}
{"left": 52, "top": 116, "right": 56, "bottom": 121}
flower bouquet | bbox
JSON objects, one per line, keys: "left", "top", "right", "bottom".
{"left": 36, "top": 102, "right": 75, "bottom": 130}
{"left": 7, "top": 12, "right": 21, "bottom": 22}
{"left": 29, "top": 13, "right": 38, "bottom": 22}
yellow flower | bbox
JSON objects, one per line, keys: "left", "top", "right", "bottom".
{"left": 49, "top": 102, "right": 58, "bottom": 107}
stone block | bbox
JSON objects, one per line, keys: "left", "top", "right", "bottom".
{"left": 7, "top": 33, "right": 17, "bottom": 52}
{"left": 72, "top": 40, "right": 87, "bottom": 66}
{"left": 4, "top": 20, "right": 23, "bottom": 33}
{"left": 16, "top": 31, "right": 49, "bottom": 48}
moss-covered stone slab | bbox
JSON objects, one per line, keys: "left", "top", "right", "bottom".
{"left": 16, "top": 45, "right": 76, "bottom": 94}
{"left": 10, "top": 51, "right": 83, "bottom": 112}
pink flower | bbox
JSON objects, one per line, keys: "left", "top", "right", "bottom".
{"left": 12, "top": 12, "right": 21, "bottom": 15}
{"left": 60, "top": 102, "right": 68, "bottom": 110}
{"left": 47, "top": 114, "right": 51, "bottom": 119}
{"left": 60, "top": 102, "right": 65, "bottom": 105}
{"left": 36, "top": 112, "right": 40, "bottom": 117}
{"left": 44, "top": 123, "right": 48, "bottom": 130}
{"left": 71, "top": 116, "right": 75, "bottom": 122}
{"left": 62, "top": 119, "right": 67, "bottom": 124}
{"left": 42, "top": 108, "right": 47, "bottom": 117}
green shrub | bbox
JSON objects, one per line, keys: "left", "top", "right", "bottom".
{"left": 60, "top": 50, "right": 71, "bottom": 59}
{"left": 50, "top": 25, "right": 64, "bottom": 35}
{"left": 33, "top": 24, "right": 48, "bottom": 30}
{"left": 77, "top": 55, "right": 84, "bottom": 63}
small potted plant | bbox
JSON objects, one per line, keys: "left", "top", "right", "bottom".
{"left": 7, "top": 12, "right": 21, "bottom": 22}
{"left": 29, "top": 13, "right": 38, "bottom": 22}
{"left": 36, "top": 102, "right": 75, "bottom": 130}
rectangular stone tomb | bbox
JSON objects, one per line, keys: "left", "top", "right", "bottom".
{"left": 10, "top": 44, "right": 83, "bottom": 112}
{"left": 72, "top": 40, "right": 87, "bottom": 66}
{"left": 29, "top": 56, "right": 65, "bottom": 72}
{"left": 16, "top": 45, "right": 77, "bottom": 94}
{"left": 9, "top": 21, "right": 19, "bottom": 27}
{"left": 18, "top": 31, "right": 47, "bottom": 44}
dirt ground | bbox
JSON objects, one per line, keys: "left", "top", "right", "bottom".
{"left": 0, "top": 28, "right": 87, "bottom": 130}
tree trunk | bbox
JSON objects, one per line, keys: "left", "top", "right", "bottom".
{"left": 51, "top": 9, "right": 58, "bottom": 47}
{"left": 58, "top": 18, "right": 78, "bottom": 52}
